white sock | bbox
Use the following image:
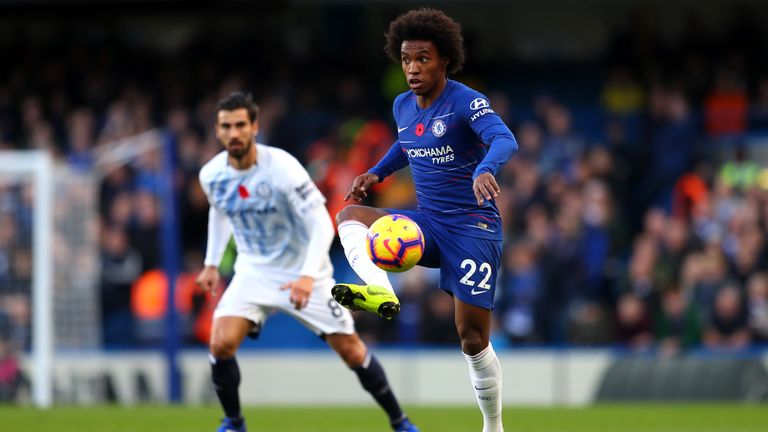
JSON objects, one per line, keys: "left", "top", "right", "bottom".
{"left": 338, "top": 220, "right": 394, "bottom": 292}
{"left": 465, "top": 343, "right": 503, "bottom": 432}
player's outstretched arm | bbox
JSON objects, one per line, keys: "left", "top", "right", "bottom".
{"left": 359, "top": 140, "right": 409, "bottom": 200}
{"left": 345, "top": 172, "right": 380, "bottom": 202}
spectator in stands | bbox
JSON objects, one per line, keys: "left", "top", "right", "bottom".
{"left": 99, "top": 165, "right": 134, "bottom": 217}
{"left": 130, "top": 191, "right": 161, "bottom": 272}
{"left": 615, "top": 293, "right": 653, "bottom": 350}
{"left": 509, "top": 121, "right": 544, "bottom": 169}
{"left": 8, "top": 248, "right": 31, "bottom": 296}
{"left": 703, "top": 284, "right": 751, "bottom": 350}
{"left": 690, "top": 195, "right": 724, "bottom": 245}
{"left": 641, "top": 85, "right": 697, "bottom": 212}
{"left": 672, "top": 161, "right": 711, "bottom": 221}
{"left": 657, "top": 217, "right": 698, "bottom": 286}
{"left": 704, "top": 68, "right": 748, "bottom": 138}
{"left": 0, "top": 295, "right": 29, "bottom": 351}
{"left": 497, "top": 241, "right": 541, "bottom": 344}
{"left": 0, "top": 310, "right": 23, "bottom": 402}
{"left": 689, "top": 247, "right": 732, "bottom": 321}
{"left": 539, "top": 201, "right": 585, "bottom": 344}
{"left": 539, "top": 103, "right": 585, "bottom": 181}
{"left": 718, "top": 145, "right": 760, "bottom": 193}
{"left": 580, "top": 179, "right": 618, "bottom": 303}
{"left": 654, "top": 288, "right": 701, "bottom": 356}
{"left": 746, "top": 272, "right": 768, "bottom": 343}
{"left": 66, "top": 108, "right": 96, "bottom": 171}
{"left": 100, "top": 225, "right": 141, "bottom": 346}
{"left": 0, "top": 213, "right": 16, "bottom": 286}
{"left": 130, "top": 269, "right": 167, "bottom": 345}
{"left": 600, "top": 66, "right": 645, "bottom": 117}
{"left": 616, "top": 234, "right": 662, "bottom": 301}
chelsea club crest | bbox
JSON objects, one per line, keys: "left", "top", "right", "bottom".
{"left": 431, "top": 119, "right": 447, "bottom": 137}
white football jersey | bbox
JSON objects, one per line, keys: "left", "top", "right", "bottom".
{"left": 199, "top": 144, "right": 333, "bottom": 280}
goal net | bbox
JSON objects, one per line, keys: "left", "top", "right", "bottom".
{"left": 0, "top": 150, "right": 100, "bottom": 407}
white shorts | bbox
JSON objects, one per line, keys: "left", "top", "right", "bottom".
{"left": 213, "top": 271, "right": 356, "bottom": 336}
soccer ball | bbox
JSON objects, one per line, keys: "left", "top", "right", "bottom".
{"left": 366, "top": 214, "right": 424, "bottom": 273}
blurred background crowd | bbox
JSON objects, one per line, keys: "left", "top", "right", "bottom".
{"left": 2, "top": 0, "right": 768, "bottom": 371}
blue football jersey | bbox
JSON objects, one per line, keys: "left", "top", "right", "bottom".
{"left": 369, "top": 79, "right": 518, "bottom": 240}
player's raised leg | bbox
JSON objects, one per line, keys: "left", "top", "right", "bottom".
{"left": 326, "top": 333, "right": 419, "bottom": 432}
{"left": 333, "top": 204, "right": 401, "bottom": 318}
{"left": 209, "top": 316, "right": 253, "bottom": 432}
{"left": 456, "top": 301, "right": 504, "bottom": 432}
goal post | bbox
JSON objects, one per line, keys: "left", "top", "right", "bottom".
{"left": 0, "top": 150, "right": 54, "bottom": 408}
{"left": 1, "top": 131, "right": 186, "bottom": 406}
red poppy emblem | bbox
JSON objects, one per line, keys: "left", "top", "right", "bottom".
{"left": 415, "top": 123, "right": 425, "bottom": 136}
{"left": 238, "top": 185, "right": 250, "bottom": 198}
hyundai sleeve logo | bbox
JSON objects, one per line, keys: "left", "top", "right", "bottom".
{"left": 470, "top": 98, "right": 490, "bottom": 110}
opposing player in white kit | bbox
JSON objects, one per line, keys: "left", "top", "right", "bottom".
{"left": 196, "top": 92, "right": 418, "bottom": 432}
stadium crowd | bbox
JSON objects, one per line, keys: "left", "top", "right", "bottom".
{"left": 1, "top": 5, "right": 768, "bottom": 363}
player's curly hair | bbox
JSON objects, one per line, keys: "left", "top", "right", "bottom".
{"left": 217, "top": 91, "right": 259, "bottom": 123}
{"left": 384, "top": 8, "right": 466, "bottom": 75}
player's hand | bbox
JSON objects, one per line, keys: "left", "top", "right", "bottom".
{"left": 280, "top": 276, "right": 314, "bottom": 310}
{"left": 473, "top": 172, "right": 500, "bottom": 206}
{"left": 345, "top": 173, "right": 380, "bottom": 202}
{"left": 196, "top": 265, "right": 221, "bottom": 297}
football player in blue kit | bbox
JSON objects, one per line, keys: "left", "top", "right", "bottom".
{"left": 331, "top": 8, "right": 518, "bottom": 432}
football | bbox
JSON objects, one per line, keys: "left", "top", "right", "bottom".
{"left": 366, "top": 214, "right": 424, "bottom": 272}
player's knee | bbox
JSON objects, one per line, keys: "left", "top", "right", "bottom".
{"left": 209, "top": 338, "right": 239, "bottom": 359}
{"left": 459, "top": 332, "right": 486, "bottom": 356}
{"left": 344, "top": 346, "right": 368, "bottom": 367}
{"left": 336, "top": 205, "right": 387, "bottom": 227}
{"left": 335, "top": 205, "right": 360, "bottom": 225}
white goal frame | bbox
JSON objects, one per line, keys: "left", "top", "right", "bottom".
{"left": 0, "top": 150, "right": 53, "bottom": 408}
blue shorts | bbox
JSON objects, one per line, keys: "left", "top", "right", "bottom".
{"left": 384, "top": 209, "right": 502, "bottom": 310}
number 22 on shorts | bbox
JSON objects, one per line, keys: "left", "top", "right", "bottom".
{"left": 459, "top": 259, "right": 492, "bottom": 295}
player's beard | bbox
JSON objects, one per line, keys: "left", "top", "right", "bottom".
{"left": 226, "top": 139, "right": 251, "bottom": 160}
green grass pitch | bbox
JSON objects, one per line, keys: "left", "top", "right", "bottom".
{"left": 2, "top": 404, "right": 767, "bottom": 431}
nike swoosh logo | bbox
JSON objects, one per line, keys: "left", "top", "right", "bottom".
{"left": 474, "top": 385, "right": 494, "bottom": 391}
{"left": 366, "top": 286, "right": 391, "bottom": 296}
{"left": 397, "top": 126, "right": 408, "bottom": 133}
{"left": 470, "top": 288, "right": 489, "bottom": 295}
